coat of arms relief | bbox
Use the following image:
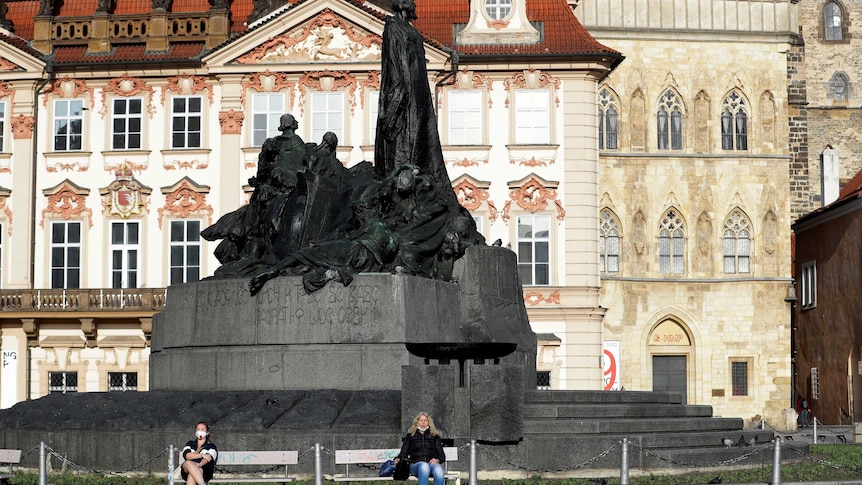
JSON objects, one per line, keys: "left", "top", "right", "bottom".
{"left": 236, "top": 10, "right": 383, "bottom": 64}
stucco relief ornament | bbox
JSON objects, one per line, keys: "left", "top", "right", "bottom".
{"left": 0, "top": 56, "right": 19, "bottom": 71}
{"left": 453, "top": 179, "right": 490, "bottom": 211}
{"left": 236, "top": 10, "right": 382, "bottom": 64}
{"left": 219, "top": 110, "right": 244, "bottom": 134}
{"left": 11, "top": 114, "right": 34, "bottom": 139}
{"left": 102, "top": 163, "right": 149, "bottom": 218}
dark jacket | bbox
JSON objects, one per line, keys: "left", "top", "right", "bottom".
{"left": 397, "top": 428, "right": 445, "bottom": 463}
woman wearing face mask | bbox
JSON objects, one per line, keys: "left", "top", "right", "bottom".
{"left": 394, "top": 412, "right": 445, "bottom": 485}
{"left": 181, "top": 421, "right": 218, "bottom": 485}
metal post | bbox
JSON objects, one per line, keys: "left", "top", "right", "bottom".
{"left": 813, "top": 417, "right": 818, "bottom": 443}
{"left": 468, "top": 440, "right": 478, "bottom": 485}
{"left": 314, "top": 443, "right": 323, "bottom": 485}
{"left": 620, "top": 438, "right": 629, "bottom": 485}
{"left": 39, "top": 441, "right": 47, "bottom": 485}
{"left": 167, "top": 444, "right": 175, "bottom": 485}
{"left": 771, "top": 438, "right": 781, "bottom": 485}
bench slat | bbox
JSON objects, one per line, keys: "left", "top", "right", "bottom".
{"left": 217, "top": 450, "right": 298, "bottom": 466}
{"left": 335, "top": 448, "right": 457, "bottom": 465}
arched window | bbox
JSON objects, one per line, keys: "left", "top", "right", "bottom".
{"left": 598, "top": 88, "right": 619, "bottom": 150}
{"left": 828, "top": 72, "right": 849, "bottom": 101}
{"left": 825, "top": 2, "right": 843, "bottom": 40}
{"left": 723, "top": 209, "right": 752, "bottom": 274}
{"left": 659, "top": 209, "right": 685, "bottom": 275}
{"left": 721, "top": 91, "right": 748, "bottom": 151}
{"left": 657, "top": 90, "right": 683, "bottom": 150}
{"left": 600, "top": 208, "right": 621, "bottom": 273}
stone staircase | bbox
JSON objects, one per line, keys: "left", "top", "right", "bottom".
{"left": 475, "top": 390, "right": 794, "bottom": 472}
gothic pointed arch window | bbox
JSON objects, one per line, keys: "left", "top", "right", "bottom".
{"left": 600, "top": 208, "right": 621, "bottom": 273}
{"left": 721, "top": 90, "right": 748, "bottom": 151}
{"left": 723, "top": 209, "right": 752, "bottom": 274}
{"left": 657, "top": 89, "right": 683, "bottom": 150}
{"left": 598, "top": 87, "right": 619, "bottom": 150}
{"left": 825, "top": 1, "right": 844, "bottom": 40}
{"left": 659, "top": 208, "right": 685, "bottom": 275}
{"left": 828, "top": 72, "right": 849, "bottom": 101}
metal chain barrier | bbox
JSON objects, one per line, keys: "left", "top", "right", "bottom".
{"left": 628, "top": 440, "right": 767, "bottom": 469}
{"left": 20, "top": 445, "right": 39, "bottom": 460}
{"left": 47, "top": 445, "right": 169, "bottom": 475}
{"left": 781, "top": 437, "right": 862, "bottom": 476}
{"left": 477, "top": 441, "right": 619, "bottom": 474}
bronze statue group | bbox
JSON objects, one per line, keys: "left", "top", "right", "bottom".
{"left": 202, "top": 0, "right": 484, "bottom": 295}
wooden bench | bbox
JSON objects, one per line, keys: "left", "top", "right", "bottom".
{"left": 0, "top": 449, "right": 21, "bottom": 484}
{"left": 172, "top": 450, "right": 298, "bottom": 484}
{"left": 333, "top": 447, "right": 459, "bottom": 485}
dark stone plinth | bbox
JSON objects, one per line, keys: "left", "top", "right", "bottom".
{"left": 150, "top": 274, "right": 464, "bottom": 391}
{"left": 400, "top": 365, "right": 456, "bottom": 436}
{"left": 470, "top": 365, "right": 523, "bottom": 442}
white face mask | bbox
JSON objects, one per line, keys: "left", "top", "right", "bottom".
{"left": 418, "top": 426, "right": 428, "bottom": 432}
{"left": 196, "top": 430, "right": 207, "bottom": 440}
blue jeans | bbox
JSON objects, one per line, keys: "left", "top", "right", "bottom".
{"left": 410, "top": 461, "right": 445, "bottom": 485}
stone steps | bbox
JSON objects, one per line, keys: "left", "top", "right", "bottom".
{"left": 524, "top": 403, "right": 715, "bottom": 419}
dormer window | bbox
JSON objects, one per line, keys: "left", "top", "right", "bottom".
{"left": 485, "top": 0, "right": 512, "bottom": 20}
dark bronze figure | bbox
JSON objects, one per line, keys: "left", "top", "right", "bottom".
{"left": 202, "top": 0, "right": 485, "bottom": 295}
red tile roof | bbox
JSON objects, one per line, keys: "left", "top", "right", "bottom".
{"left": 4, "top": 0, "right": 618, "bottom": 64}
{"left": 52, "top": 42, "right": 205, "bottom": 63}
{"left": 414, "top": 0, "right": 619, "bottom": 56}
{"left": 0, "top": 30, "right": 44, "bottom": 58}
{"left": 5, "top": 0, "right": 39, "bottom": 39}
{"left": 838, "top": 168, "right": 862, "bottom": 202}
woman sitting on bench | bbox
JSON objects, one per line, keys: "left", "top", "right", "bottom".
{"left": 394, "top": 412, "right": 446, "bottom": 485}
{"left": 181, "top": 421, "right": 218, "bottom": 485}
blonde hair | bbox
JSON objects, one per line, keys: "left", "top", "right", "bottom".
{"left": 408, "top": 412, "right": 441, "bottom": 436}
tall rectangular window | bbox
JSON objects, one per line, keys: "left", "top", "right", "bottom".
{"left": 110, "top": 221, "right": 140, "bottom": 289}
{"left": 369, "top": 90, "right": 380, "bottom": 144}
{"left": 801, "top": 261, "right": 816, "bottom": 309}
{"left": 54, "top": 99, "right": 84, "bottom": 151}
{"left": 171, "top": 96, "right": 202, "bottom": 149}
{"left": 0, "top": 101, "right": 5, "bottom": 152}
{"left": 731, "top": 361, "right": 748, "bottom": 397}
{"left": 108, "top": 372, "right": 138, "bottom": 391}
{"left": 49, "top": 372, "right": 78, "bottom": 394}
{"left": 112, "top": 98, "right": 142, "bottom": 150}
{"left": 252, "top": 93, "right": 284, "bottom": 147}
{"left": 170, "top": 220, "right": 201, "bottom": 284}
{"left": 51, "top": 221, "right": 81, "bottom": 289}
{"left": 311, "top": 92, "right": 344, "bottom": 144}
{"left": 514, "top": 90, "right": 550, "bottom": 144}
{"left": 517, "top": 214, "right": 550, "bottom": 285}
{"left": 448, "top": 90, "right": 482, "bottom": 145}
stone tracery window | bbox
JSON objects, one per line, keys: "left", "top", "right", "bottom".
{"left": 598, "top": 88, "right": 618, "bottom": 150}
{"left": 600, "top": 208, "right": 620, "bottom": 273}
{"left": 721, "top": 90, "right": 748, "bottom": 151}
{"left": 657, "top": 89, "right": 683, "bottom": 150}
{"left": 659, "top": 209, "right": 684, "bottom": 275}
{"left": 723, "top": 209, "right": 751, "bottom": 274}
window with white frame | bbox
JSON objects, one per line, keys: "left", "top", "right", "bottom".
{"left": 449, "top": 90, "right": 482, "bottom": 145}
{"left": 485, "top": 0, "right": 511, "bottom": 19}
{"left": 110, "top": 221, "right": 140, "bottom": 289}
{"left": 731, "top": 360, "right": 749, "bottom": 397}
{"left": 657, "top": 90, "right": 683, "bottom": 150}
{"left": 514, "top": 90, "right": 550, "bottom": 145}
{"left": 252, "top": 93, "right": 284, "bottom": 147}
{"left": 721, "top": 91, "right": 748, "bottom": 151}
{"left": 49, "top": 371, "right": 78, "bottom": 394}
{"left": 108, "top": 372, "right": 138, "bottom": 391}
{"left": 53, "top": 99, "right": 84, "bottom": 151}
{"left": 310, "top": 92, "right": 344, "bottom": 144}
{"left": 517, "top": 214, "right": 550, "bottom": 285}
{"left": 723, "top": 209, "right": 751, "bottom": 274}
{"left": 111, "top": 98, "right": 143, "bottom": 150}
{"left": 51, "top": 221, "right": 81, "bottom": 289}
{"left": 170, "top": 220, "right": 201, "bottom": 284}
{"left": 825, "top": 1, "right": 843, "bottom": 40}
{"left": 0, "top": 101, "right": 5, "bottom": 152}
{"left": 600, "top": 208, "right": 620, "bottom": 273}
{"left": 598, "top": 88, "right": 618, "bottom": 150}
{"left": 471, "top": 214, "right": 485, "bottom": 241}
{"left": 658, "top": 209, "right": 684, "bottom": 275}
{"left": 170, "top": 96, "right": 202, "bottom": 149}
{"left": 368, "top": 90, "right": 380, "bottom": 144}
{"left": 801, "top": 261, "right": 816, "bottom": 309}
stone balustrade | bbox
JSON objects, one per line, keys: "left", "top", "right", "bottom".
{"left": 0, "top": 287, "right": 167, "bottom": 312}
